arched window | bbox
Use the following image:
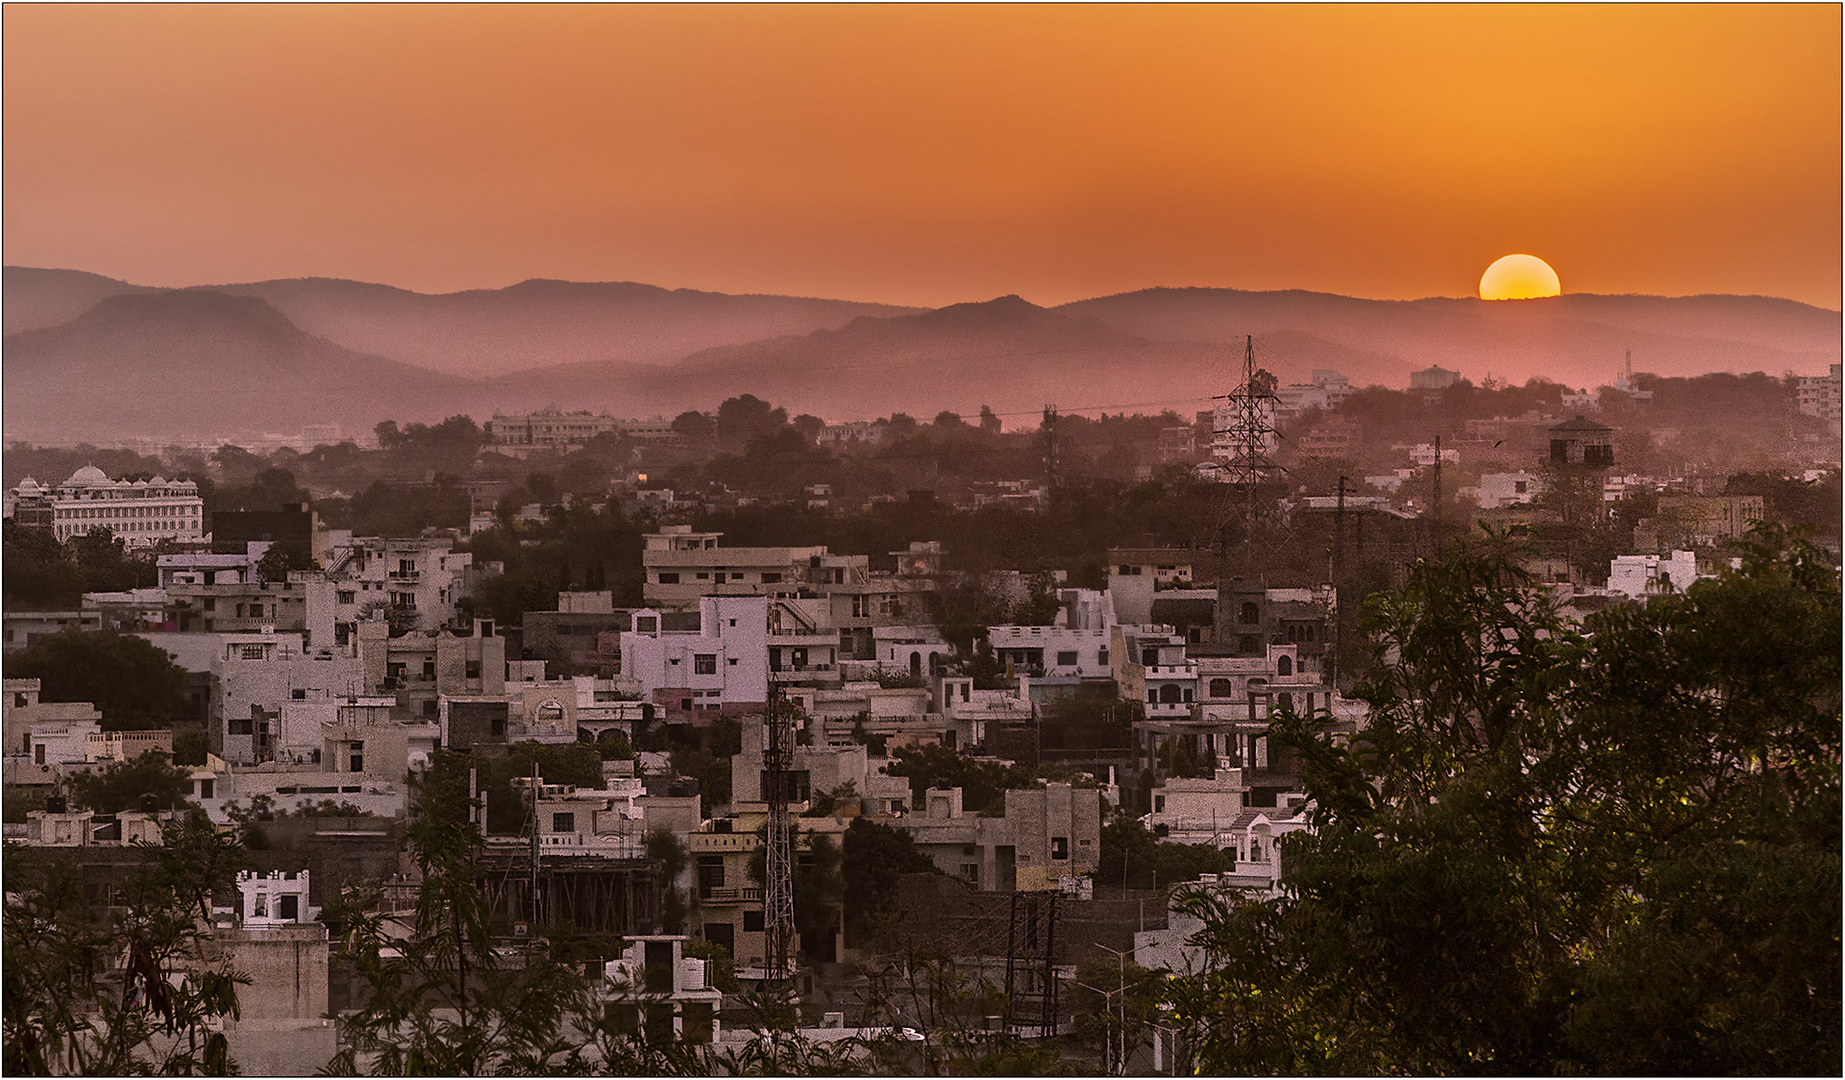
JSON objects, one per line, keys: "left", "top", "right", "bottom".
{"left": 1209, "top": 678, "right": 1235, "bottom": 698}
{"left": 536, "top": 701, "right": 565, "bottom": 724}
{"left": 1159, "top": 684, "right": 1182, "bottom": 704}
{"left": 1239, "top": 602, "right": 1259, "bottom": 625}
{"left": 909, "top": 651, "right": 922, "bottom": 677}
{"left": 1278, "top": 692, "right": 1294, "bottom": 714}
{"left": 1276, "top": 654, "right": 1292, "bottom": 677}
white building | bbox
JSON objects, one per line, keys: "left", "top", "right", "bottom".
{"left": 1272, "top": 370, "right": 1353, "bottom": 421}
{"left": 1476, "top": 471, "right": 1544, "bottom": 509}
{"left": 619, "top": 597, "right": 769, "bottom": 718}
{"left": 26, "top": 467, "right": 205, "bottom": 547}
{"left": 1607, "top": 551, "right": 1702, "bottom": 599}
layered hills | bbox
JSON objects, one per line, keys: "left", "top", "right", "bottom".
{"left": 4, "top": 266, "right": 1838, "bottom": 442}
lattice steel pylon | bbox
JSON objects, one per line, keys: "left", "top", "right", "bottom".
{"left": 1208, "top": 335, "right": 1290, "bottom": 568}
{"left": 762, "top": 689, "right": 797, "bottom": 987}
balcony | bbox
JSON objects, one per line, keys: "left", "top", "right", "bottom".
{"left": 701, "top": 885, "right": 763, "bottom": 904}
{"left": 387, "top": 570, "right": 421, "bottom": 582}
{"left": 1146, "top": 701, "right": 1196, "bottom": 718}
{"left": 1143, "top": 664, "right": 1198, "bottom": 677}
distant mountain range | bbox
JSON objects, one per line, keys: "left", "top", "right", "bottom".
{"left": 4, "top": 266, "right": 1838, "bottom": 444}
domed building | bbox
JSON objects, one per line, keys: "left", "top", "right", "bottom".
{"left": 5, "top": 467, "right": 207, "bottom": 548}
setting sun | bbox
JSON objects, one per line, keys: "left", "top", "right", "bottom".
{"left": 1479, "top": 254, "right": 1562, "bottom": 300}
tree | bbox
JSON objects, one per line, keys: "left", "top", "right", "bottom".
{"left": 254, "top": 540, "right": 319, "bottom": 583}
{"left": 9, "top": 630, "right": 191, "bottom": 730}
{"left": 329, "top": 753, "right": 593, "bottom": 1075}
{"left": 886, "top": 743, "right": 1040, "bottom": 815}
{"left": 978, "top": 405, "right": 1003, "bottom": 434}
{"left": 1098, "top": 814, "right": 1234, "bottom": 892}
{"left": 4, "top": 813, "right": 249, "bottom": 1075}
{"left": 171, "top": 729, "right": 210, "bottom": 767}
{"left": 670, "top": 410, "right": 714, "bottom": 439}
{"left": 1071, "top": 955, "right": 1167, "bottom": 1075}
{"left": 1166, "top": 527, "right": 1841, "bottom": 1075}
{"left": 842, "top": 818, "right": 940, "bottom": 947}
{"left": 71, "top": 751, "right": 193, "bottom": 815}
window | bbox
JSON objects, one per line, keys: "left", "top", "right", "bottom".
{"left": 1155, "top": 794, "right": 1166, "bottom": 812}
{"left": 962, "top": 864, "right": 980, "bottom": 882}
{"left": 1240, "top": 602, "right": 1260, "bottom": 625}
{"left": 694, "top": 654, "right": 717, "bottom": 675}
{"left": 465, "top": 660, "right": 482, "bottom": 679}
{"left": 292, "top": 688, "right": 307, "bottom": 700}
{"left": 241, "top": 645, "right": 266, "bottom": 660}
{"left": 1210, "top": 677, "right": 1235, "bottom": 697}
{"left": 278, "top": 895, "right": 299, "bottom": 921}
{"left": 1238, "top": 635, "right": 1257, "bottom": 653}
{"left": 657, "top": 573, "right": 680, "bottom": 585}
{"left": 761, "top": 572, "right": 782, "bottom": 583}
{"left": 202, "top": 598, "right": 215, "bottom": 612}
{"left": 348, "top": 742, "right": 364, "bottom": 773}
{"left": 1057, "top": 650, "right": 1078, "bottom": 666}
{"left": 1050, "top": 836, "right": 1069, "bottom": 860}
{"left": 1097, "top": 648, "right": 1108, "bottom": 667}
{"left": 552, "top": 812, "right": 576, "bottom": 833}
{"left": 694, "top": 572, "right": 709, "bottom": 580}
{"left": 1513, "top": 480, "right": 1528, "bottom": 494}
{"left": 743, "top": 910, "right": 765, "bottom": 932}
{"left": 1276, "top": 655, "right": 1292, "bottom": 677}
{"left": 337, "top": 590, "right": 356, "bottom": 604}
{"left": 423, "top": 660, "right": 437, "bottom": 680}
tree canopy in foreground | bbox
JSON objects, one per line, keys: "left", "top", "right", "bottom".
{"left": 1167, "top": 526, "right": 1841, "bottom": 1075}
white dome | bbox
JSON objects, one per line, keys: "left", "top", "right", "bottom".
{"left": 67, "top": 465, "right": 109, "bottom": 486}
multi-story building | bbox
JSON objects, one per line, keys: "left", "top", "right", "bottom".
{"left": 1273, "top": 370, "right": 1353, "bottom": 421}
{"left": 1410, "top": 365, "right": 1461, "bottom": 391}
{"left": 1111, "top": 624, "right": 1197, "bottom": 719}
{"left": 23, "top": 467, "right": 205, "bottom": 547}
{"left": 319, "top": 534, "right": 480, "bottom": 637}
{"left": 620, "top": 597, "right": 769, "bottom": 720}
{"left": 888, "top": 783, "right": 1103, "bottom": 892}
{"left": 1797, "top": 363, "right": 1843, "bottom": 421}
{"left": 210, "top": 632, "right": 366, "bottom": 764}
{"left": 1645, "top": 495, "right": 1766, "bottom": 548}
{"left": 486, "top": 408, "right": 623, "bottom": 452}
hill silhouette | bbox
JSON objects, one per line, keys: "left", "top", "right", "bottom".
{"left": 2, "top": 290, "right": 467, "bottom": 443}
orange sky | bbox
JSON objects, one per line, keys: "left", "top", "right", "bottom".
{"left": 4, "top": 4, "right": 1839, "bottom": 307}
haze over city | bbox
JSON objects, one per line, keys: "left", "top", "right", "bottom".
{"left": 2, "top": 6, "right": 1838, "bottom": 1078}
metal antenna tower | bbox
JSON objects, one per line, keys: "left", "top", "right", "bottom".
{"left": 1210, "top": 335, "right": 1284, "bottom": 566}
{"left": 762, "top": 689, "right": 797, "bottom": 988}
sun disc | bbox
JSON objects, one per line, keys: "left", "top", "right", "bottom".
{"left": 1479, "top": 254, "right": 1561, "bottom": 300}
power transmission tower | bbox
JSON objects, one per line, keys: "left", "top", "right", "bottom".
{"left": 1209, "top": 335, "right": 1285, "bottom": 568}
{"left": 762, "top": 689, "right": 797, "bottom": 989}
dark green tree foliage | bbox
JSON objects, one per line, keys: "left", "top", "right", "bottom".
{"left": 254, "top": 540, "right": 319, "bottom": 582}
{"left": 71, "top": 751, "right": 193, "bottom": 814}
{"left": 2, "top": 519, "right": 85, "bottom": 607}
{"left": 1167, "top": 526, "right": 1841, "bottom": 1075}
{"left": 1097, "top": 815, "right": 1234, "bottom": 891}
{"left": 843, "top": 818, "right": 940, "bottom": 947}
{"left": 4, "top": 813, "right": 250, "bottom": 1075}
{"left": 170, "top": 729, "right": 210, "bottom": 766}
{"left": 886, "top": 743, "right": 1041, "bottom": 815}
{"left": 330, "top": 752, "right": 592, "bottom": 1075}
{"left": 9, "top": 630, "right": 190, "bottom": 730}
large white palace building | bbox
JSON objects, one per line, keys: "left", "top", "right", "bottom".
{"left": 11, "top": 466, "right": 206, "bottom": 548}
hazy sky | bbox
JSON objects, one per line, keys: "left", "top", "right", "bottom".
{"left": 5, "top": 4, "right": 1839, "bottom": 307}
